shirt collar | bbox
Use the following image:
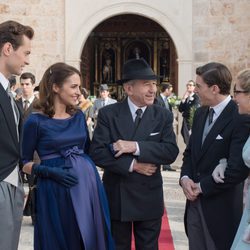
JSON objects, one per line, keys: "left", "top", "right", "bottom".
{"left": 210, "top": 95, "right": 231, "bottom": 118}
{"left": 160, "top": 93, "right": 167, "bottom": 100}
{"left": 127, "top": 97, "right": 147, "bottom": 120}
{"left": 0, "top": 72, "right": 10, "bottom": 91}
{"left": 23, "top": 95, "right": 35, "bottom": 104}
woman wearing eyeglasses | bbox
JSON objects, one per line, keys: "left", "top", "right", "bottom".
{"left": 212, "top": 69, "right": 250, "bottom": 249}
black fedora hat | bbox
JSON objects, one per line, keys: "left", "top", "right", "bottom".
{"left": 117, "top": 58, "right": 158, "bottom": 84}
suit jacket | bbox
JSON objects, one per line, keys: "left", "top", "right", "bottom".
{"left": 180, "top": 100, "right": 250, "bottom": 250}
{"left": 16, "top": 97, "right": 38, "bottom": 123}
{"left": 90, "top": 98, "right": 179, "bottom": 221}
{"left": 155, "top": 95, "right": 172, "bottom": 112}
{"left": 178, "top": 93, "right": 200, "bottom": 128}
{"left": 92, "top": 97, "right": 117, "bottom": 116}
{"left": 0, "top": 84, "right": 21, "bottom": 181}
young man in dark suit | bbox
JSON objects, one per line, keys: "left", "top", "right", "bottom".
{"left": 16, "top": 72, "right": 37, "bottom": 122}
{"left": 180, "top": 62, "right": 249, "bottom": 250}
{"left": 0, "top": 20, "right": 34, "bottom": 249}
{"left": 16, "top": 72, "right": 38, "bottom": 224}
{"left": 90, "top": 58, "right": 179, "bottom": 250}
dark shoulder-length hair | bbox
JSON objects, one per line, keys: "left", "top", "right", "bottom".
{"left": 34, "top": 62, "right": 82, "bottom": 117}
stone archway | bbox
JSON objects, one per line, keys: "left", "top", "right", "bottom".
{"left": 65, "top": 1, "right": 193, "bottom": 96}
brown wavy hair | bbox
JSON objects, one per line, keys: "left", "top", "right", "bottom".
{"left": 196, "top": 62, "right": 232, "bottom": 95}
{"left": 0, "top": 20, "right": 34, "bottom": 51}
{"left": 34, "top": 62, "right": 82, "bottom": 117}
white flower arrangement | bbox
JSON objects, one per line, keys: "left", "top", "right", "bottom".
{"left": 168, "top": 94, "right": 181, "bottom": 109}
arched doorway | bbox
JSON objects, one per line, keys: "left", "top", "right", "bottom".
{"left": 80, "top": 14, "right": 178, "bottom": 100}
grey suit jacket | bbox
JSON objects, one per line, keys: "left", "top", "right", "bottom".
{"left": 92, "top": 97, "right": 117, "bottom": 116}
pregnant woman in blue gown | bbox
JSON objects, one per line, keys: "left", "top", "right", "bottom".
{"left": 22, "top": 62, "right": 114, "bottom": 250}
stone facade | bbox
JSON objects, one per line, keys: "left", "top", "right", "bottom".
{"left": 193, "top": 0, "right": 250, "bottom": 78}
{"left": 0, "top": 0, "right": 65, "bottom": 83}
{"left": 0, "top": 0, "right": 249, "bottom": 87}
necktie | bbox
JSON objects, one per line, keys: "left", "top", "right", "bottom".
{"left": 134, "top": 108, "right": 143, "bottom": 129}
{"left": 102, "top": 100, "right": 105, "bottom": 107}
{"left": 208, "top": 108, "right": 214, "bottom": 125}
{"left": 164, "top": 97, "right": 170, "bottom": 110}
{"left": 7, "top": 90, "right": 20, "bottom": 138}
{"left": 23, "top": 99, "right": 29, "bottom": 111}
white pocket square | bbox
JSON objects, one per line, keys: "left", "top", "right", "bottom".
{"left": 216, "top": 135, "right": 223, "bottom": 140}
{"left": 150, "top": 132, "right": 160, "bottom": 136}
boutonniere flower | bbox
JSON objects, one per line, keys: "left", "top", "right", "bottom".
{"left": 189, "top": 96, "right": 194, "bottom": 101}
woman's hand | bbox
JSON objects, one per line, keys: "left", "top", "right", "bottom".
{"left": 212, "top": 158, "right": 227, "bottom": 183}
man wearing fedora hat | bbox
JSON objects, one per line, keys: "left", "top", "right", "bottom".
{"left": 90, "top": 58, "right": 179, "bottom": 250}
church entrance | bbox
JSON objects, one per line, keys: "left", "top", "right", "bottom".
{"left": 80, "top": 14, "right": 178, "bottom": 100}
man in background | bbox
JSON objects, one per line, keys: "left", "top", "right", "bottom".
{"left": 92, "top": 83, "right": 117, "bottom": 126}
{"left": 16, "top": 72, "right": 37, "bottom": 121}
{"left": 155, "top": 82, "right": 176, "bottom": 171}
{"left": 16, "top": 72, "right": 38, "bottom": 225}
{"left": 178, "top": 80, "right": 200, "bottom": 145}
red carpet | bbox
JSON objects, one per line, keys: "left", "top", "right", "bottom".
{"left": 131, "top": 209, "right": 175, "bottom": 250}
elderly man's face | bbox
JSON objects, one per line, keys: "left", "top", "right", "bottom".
{"left": 124, "top": 80, "right": 157, "bottom": 107}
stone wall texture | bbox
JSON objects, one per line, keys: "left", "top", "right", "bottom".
{"left": 193, "top": 0, "right": 250, "bottom": 78}
{"left": 0, "top": 0, "right": 249, "bottom": 83}
{"left": 0, "top": 0, "right": 65, "bottom": 83}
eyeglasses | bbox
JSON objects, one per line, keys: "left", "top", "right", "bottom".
{"left": 233, "top": 89, "right": 249, "bottom": 95}
{"left": 186, "top": 84, "right": 195, "bottom": 87}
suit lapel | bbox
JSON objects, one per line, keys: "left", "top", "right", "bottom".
{"left": 133, "top": 105, "right": 157, "bottom": 141}
{"left": 193, "top": 107, "right": 208, "bottom": 160}
{"left": 114, "top": 100, "right": 135, "bottom": 140}
{"left": 0, "top": 84, "right": 18, "bottom": 146}
{"left": 197, "top": 101, "right": 235, "bottom": 161}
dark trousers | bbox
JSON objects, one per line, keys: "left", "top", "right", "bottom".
{"left": 187, "top": 199, "right": 216, "bottom": 250}
{"left": 181, "top": 119, "right": 190, "bottom": 145}
{"left": 111, "top": 218, "right": 162, "bottom": 250}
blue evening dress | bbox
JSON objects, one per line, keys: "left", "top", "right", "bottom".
{"left": 22, "top": 110, "right": 114, "bottom": 250}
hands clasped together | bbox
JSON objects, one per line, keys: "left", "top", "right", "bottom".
{"left": 181, "top": 178, "right": 201, "bottom": 201}
{"left": 181, "top": 158, "right": 228, "bottom": 201}
{"left": 32, "top": 163, "right": 78, "bottom": 188}
{"left": 110, "top": 139, "right": 157, "bottom": 176}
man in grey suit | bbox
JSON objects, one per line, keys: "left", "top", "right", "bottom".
{"left": 90, "top": 58, "right": 179, "bottom": 250}
{"left": 180, "top": 62, "right": 249, "bottom": 250}
{"left": 93, "top": 84, "right": 117, "bottom": 113}
{"left": 0, "top": 20, "right": 34, "bottom": 249}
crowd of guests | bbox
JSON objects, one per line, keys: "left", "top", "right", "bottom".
{"left": 0, "top": 19, "right": 249, "bottom": 250}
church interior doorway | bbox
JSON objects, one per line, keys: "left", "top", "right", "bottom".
{"left": 80, "top": 14, "right": 178, "bottom": 100}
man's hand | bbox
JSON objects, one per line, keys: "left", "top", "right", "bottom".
{"left": 133, "top": 161, "right": 157, "bottom": 176}
{"left": 180, "top": 177, "right": 199, "bottom": 201}
{"left": 112, "top": 140, "right": 137, "bottom": 157}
